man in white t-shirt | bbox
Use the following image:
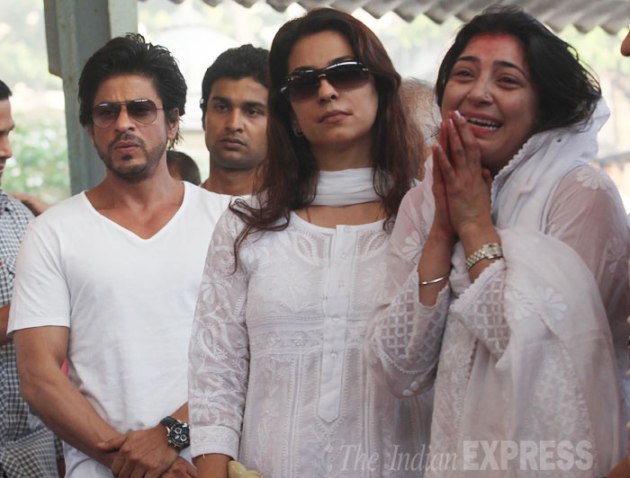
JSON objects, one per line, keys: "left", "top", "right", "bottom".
{"left": 9, "top": 34, "right": 228, "bottom": 478}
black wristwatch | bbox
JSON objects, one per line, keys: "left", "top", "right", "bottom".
{"left": 160, "top": 416, "right": 190, "bottom": 450}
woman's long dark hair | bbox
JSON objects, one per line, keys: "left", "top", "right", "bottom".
{"left": 435, "top": 6, "right": 601, "bottom": 133}
{"left": 230, "top": 8, "right": 418, "bottom": 258}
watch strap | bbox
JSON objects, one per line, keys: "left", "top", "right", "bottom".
{"left": 160, "top": 416, "right": 180, "bottom": 429}
{"left": 465, "top": 243, "right": 503, "bottom": 270}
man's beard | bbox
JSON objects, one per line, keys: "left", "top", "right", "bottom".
{"left": 97, "top": 132, "right": 166, "bottom": 184}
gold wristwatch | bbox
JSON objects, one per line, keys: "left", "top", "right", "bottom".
{"left": 465, "top": 243, "right": 503, "bottom": 270}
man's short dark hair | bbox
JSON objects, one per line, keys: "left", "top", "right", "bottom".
{"left": 0, "top": 80, "right": 12, "bottom": 101}
{"left": 78, "top": 33, "right": 187, "bottom": 143}
{"left": 200, "top": 44, "right": 269, "bottom": 125}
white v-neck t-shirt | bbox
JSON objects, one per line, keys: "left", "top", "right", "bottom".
{"left": 9, "top": 182, "right": 231, "bottom": 477}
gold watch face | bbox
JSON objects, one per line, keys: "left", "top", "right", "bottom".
{"left": 486, "top": 244, "right": 501, "bottom": 255}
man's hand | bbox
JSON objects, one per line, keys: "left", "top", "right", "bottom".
{"left": 163, "top": 458, "right": 197, "bottom": 477}
{"left": 98, "top": 425, "right": 179, "bottom": 478}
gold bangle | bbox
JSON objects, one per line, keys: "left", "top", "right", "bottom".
{"left": 418, "top": 274, "right": 449, "bottom": 286}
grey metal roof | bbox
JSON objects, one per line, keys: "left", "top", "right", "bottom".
{"left": 143, "top": 0, "right": 630, "bottom": 34}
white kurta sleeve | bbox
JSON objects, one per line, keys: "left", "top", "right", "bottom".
{"left": 545, "top": 166, "right": 630, "bottom": 353}
{"left": 546, "top": 166, "right": 630, "bottom": 294}
{"left": 447, "top": 259, "right": 509, "bottom": 358}
{"left": 188, "top": 211, "right": 250, "bottom": 459}
{"left": 365, "top": 185, "right": 449, "bottom": 397}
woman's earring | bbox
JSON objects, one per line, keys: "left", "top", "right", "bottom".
{"left": 291, "top": 121, "right": 303, "bottom": 137}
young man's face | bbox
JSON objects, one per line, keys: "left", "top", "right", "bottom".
{"left": 203, "top": 77, "right": 268, "bottom": 172}
{"left": 0, "top": 98, "right": 15, "bottom": 185}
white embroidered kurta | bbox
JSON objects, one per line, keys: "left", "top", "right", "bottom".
{"left": 189, "top": 211, "right": 432, "bottom": 477}
{"left": 366, "top": 101, "right": 629, "bottom": 477}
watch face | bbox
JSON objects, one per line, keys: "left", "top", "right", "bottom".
{"left": 487, "top": 244, "right": 501, "bottom": 255}
{"left": 169, "top": 423, "right": 190, "bottom": 449}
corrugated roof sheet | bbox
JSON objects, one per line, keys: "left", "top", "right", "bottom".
{"left": 142, "top": 0, "right": 630, "bottom": 33}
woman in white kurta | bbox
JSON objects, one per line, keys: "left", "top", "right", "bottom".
{"left": 188, "top": 9, "right": 430, "bottom": 478}
{"left": 366, "top": 7, "right": 629, "bottom": 477}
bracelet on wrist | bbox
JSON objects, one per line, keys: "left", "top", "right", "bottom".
{"left": 418, "top": 274, "right": 449, "bottom": 286}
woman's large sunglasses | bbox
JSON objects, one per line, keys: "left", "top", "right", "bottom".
{"left": 91, "top": 98, "right": 164, "bottom": 128}
{"left": 280, "top": 60, "right": 370, "bottom": 102}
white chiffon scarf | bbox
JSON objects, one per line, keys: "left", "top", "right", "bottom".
{"left": 311, "top": 168, "right": 380, "bottom": 206}
{"left": 490, "top": 99, "right": 609, "bottom": 228}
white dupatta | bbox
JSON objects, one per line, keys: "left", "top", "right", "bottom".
{"left": 442, "top": 100, "right": 624, "bottom": 475}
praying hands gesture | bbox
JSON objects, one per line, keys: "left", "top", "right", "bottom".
{"left": 432, "top": 110, "right": 501, "bottom": 282}
{"left": 417, "top": 109, "right": 500, "bottom": 306}
{"left": 432, "top": 110, "right": 493, "bottom": 241}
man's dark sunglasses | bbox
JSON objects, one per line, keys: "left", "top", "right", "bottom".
{"left": 280, "top": 60, "right": 370, "bottom": 102}
{"left": 91, "top": 98, "right": 164, "bottom": 128}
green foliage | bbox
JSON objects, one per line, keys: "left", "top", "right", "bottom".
{"left": 3, "top": 114, "right": 70, "bottom": 204}
{"left": 0, "top": 0, "right": 59, "bottom": 90}
{"left": 1, "top": 0, "right": 68, "bottom": 203}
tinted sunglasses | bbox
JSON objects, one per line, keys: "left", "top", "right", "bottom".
{"left": 280, "top": 60, "right": 370, "bottom": 102}
{"left": 91, "top": 98, "right": 164, "bottom": 128}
